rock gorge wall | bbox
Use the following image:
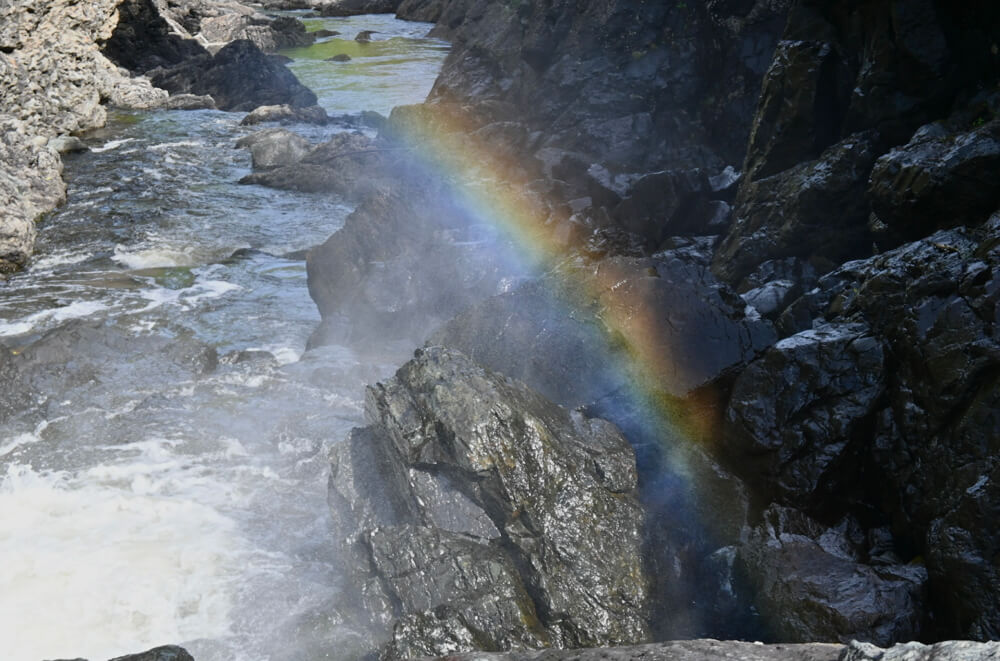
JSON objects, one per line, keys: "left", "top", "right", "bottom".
{"left": 301, "top": 0, "right": 1000, "bottom": 653}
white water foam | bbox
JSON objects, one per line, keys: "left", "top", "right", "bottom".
{"left": 91, "top": 138, "right": 136, "bottom": 153}
{"left": 0, "top": 455, "right": 248, "bottom": 661}
{"left": 0, "top": 299, "right": 113, "bottom": 337}
{"left": 113, "top": 243, "right": 198, "bottom": 269}
{"left": 148, "top": 140, "right": 204, "bottom": 151}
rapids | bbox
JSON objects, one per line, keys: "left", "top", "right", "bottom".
{"left": 0, "top": 15, "right": 447, "bottom": 661}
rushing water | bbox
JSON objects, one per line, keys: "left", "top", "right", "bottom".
{"left": 0, "top": 16, "right": 447, "bottom": 661}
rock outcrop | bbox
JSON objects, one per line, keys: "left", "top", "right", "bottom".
{"left": 327, "top": 347, "right": 649, "bottom": 658}
{"left": 149, "top": 39, "right": 317, "bottom": 111}
{"left": 0, "top": 0, "right": 167, "bottom": 271}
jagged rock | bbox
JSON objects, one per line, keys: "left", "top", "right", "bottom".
{"left": 742, "top": 39, "right": 851, "bottom": 183}
{"left": 420, "top": 639, "right": 843, "bottom": 661}
{"left": 101, "top": 0, "right": 207, "bottom": 73}
{"left": 198, "top": 13, "right": 315, "bottom": 52}
{"left": 723, "top": 323, "right": 885, "bottom": 504}
{"left": 593, "top": 255, "right": 777, "bottom": 399}
{"left": 240, "top": 103, "right": 329, "bottom": 126}
{"left": 149, "top": 39, "right": 317, "bottom": 112}
{"left": 756, "top": 215, "right": 1000, "bottom": 638}
{"left": 328, "top": 347, "right": 650, "bottom": 655}
{"left": 713, "top": 132, "right": 879, "bottom": 285}
{"left": 738, "top": 506, "right": 928, "bottom": 646}
{"left": 868, "top": 119, "right": 1000, "bottom": 238}
{"left": 843, "top": 640, "right": 1000, "bottom": 661}
{"left": 236, "top": 127, "right": 312, "bottom": 170}
{"left": 108, "top": 646, "right": 195, "bottom": 661}
{"left": 0, "top": 118, "right": 64, "bottom": 271}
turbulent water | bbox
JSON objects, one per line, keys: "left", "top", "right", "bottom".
{"left": 0, "top": 16, "right": 447, "bottom": 661}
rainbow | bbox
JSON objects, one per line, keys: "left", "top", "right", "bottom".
{"left": 380, "top": 101, "right": 738, "bottom": 547}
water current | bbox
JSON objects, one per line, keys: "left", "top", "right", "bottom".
{"left": 0, "top": 15, "right": 448, "bottom": 661}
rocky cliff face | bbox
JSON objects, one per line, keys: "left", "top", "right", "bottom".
{"left": 303, "top": 0, "right": 1000, "bottom": 650}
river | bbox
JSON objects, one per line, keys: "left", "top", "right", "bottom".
{"left": 0, "top": 15, "right": 448, "bottom": 661}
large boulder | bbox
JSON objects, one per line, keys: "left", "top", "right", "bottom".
{"left": 327, "top": 347, "right": 650, "bottom": 657}
{"left": 723, "top": 322, "right": 885, "bottom": 504}
{"left": 318, "top": 0, "right": 401, "bottom": 16}
{"left": 235, "top": 127, "right": 313, "bottom": 170}
{"left": 868, "top": 118, "right": 1000, "bottom": 239}
{"left": 240, "top": 131, "right": 383, "bottom": 198}
{"left": 149, "top": 39, "right": 317, "bottom": 111}
{"left": 713, "top": 132, "right": 879, "bottom": 286}
{"left": 737, "top": 506, "right": 927, "bottom": 646}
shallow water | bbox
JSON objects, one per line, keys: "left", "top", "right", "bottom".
{"left": 0, "top": 15, "right": 446, "bottom": 661}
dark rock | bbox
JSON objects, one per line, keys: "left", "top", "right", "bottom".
{"left": 742, "top": 39, "right": 852, "bottom": 183}
{"left": 107, "top": 646, "right": 195, "bottom": 661}
{"left": 101, "top": 0, "right": 207, "bottom": 73}
{"left": 612, "top": 170, "right": 716, "bottom": 245}
{"left": 723, "top": 323, "right": 885, "bottom": 504}
{"left": 240, "top": 104, "right": 329, "bottom": 126}
{"left": 418, "top": 638, "right": 843, "bottom": 661}
{"left": 319, "top": 0, "right": 399, "bottom": 17}
{"left": 236, "top": 128, "right": 312, "bottom": 171}
{"left": 149, "top": 39, "right": 317, "bottom": 112}
{"left": 738, "top": 506, "right": 927, "bottom": 646}
{"left": 354, "top": 30, "right": 377, "bottom": 42}
{"left": 325, "top": 54, "right": 351, "bottom": 62}
{"left": 327, "top": 347, "right": 650, "bottom": 655}
{"left": 314, "top": 29, "right": 340, "bottom": 38}
{"left": 868, "top": 119, "right": 1000, "bottom": 238}
{"left": 713, "top": 132, "right": 880, "bottom": 286}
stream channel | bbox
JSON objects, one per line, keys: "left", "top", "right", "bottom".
{"left": 0, "top": 14, "right": 449, "bottom": 661}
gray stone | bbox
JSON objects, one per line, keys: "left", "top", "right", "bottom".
{"left": 236, "top": 128, "right": 313, "bottom": 171}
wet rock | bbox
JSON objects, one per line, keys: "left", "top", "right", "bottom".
{"left": 149, "top": 39, "right": 317, "bottom": 112}
{"left": 328, "top": 347, "right": 650, "bottom": 655}
{"left": 868, "top": 119, "right": 1000, "bottom": 239}
{"left": 593, "top": 255, "right": 777, "bottom": 399}
{"left": 723, "top": 323, "right": 885, "bottom": 504}
{"left": 370, "top": 526, "right": 549, "bottom": 658}
{"left": 713, "top": 132, "right": 879, "bottom": 286}
{"left": 740, "top": 279, "right": 799, "bottom": 319}
{"left": 108, "top": 646, "right": 195, "bottom": 661}
{"left": 240, "top": 103, "right": 329, "bottom": 126}
{"left": 236, "top": 128, "right": 312, "bottom": 171}
{"left": 240, "top": 131, "right": 382, "bottom": 198}
{"left": 612, "top": 169, "right": 719, "bottom": 245}
{"left": 420, "top": 639, "right": 843, "bottom": 661}
{"left": 354, "top": 30, "right": 377, "bottom": 42}
{"left": 742, "top": 39, "right": 851, "bottom": 183}
{"left": 325, "top": 54, "right": 352, "bottom": 62}
{"left": 738, "top": 506, "right": 927, "bottom": 645}
{"left": 314, "top": 29, "right": 340, "bottom": 38}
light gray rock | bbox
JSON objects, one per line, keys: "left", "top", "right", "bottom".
{"left": 236, "top": 128, "right": 313, "bottom": 170}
